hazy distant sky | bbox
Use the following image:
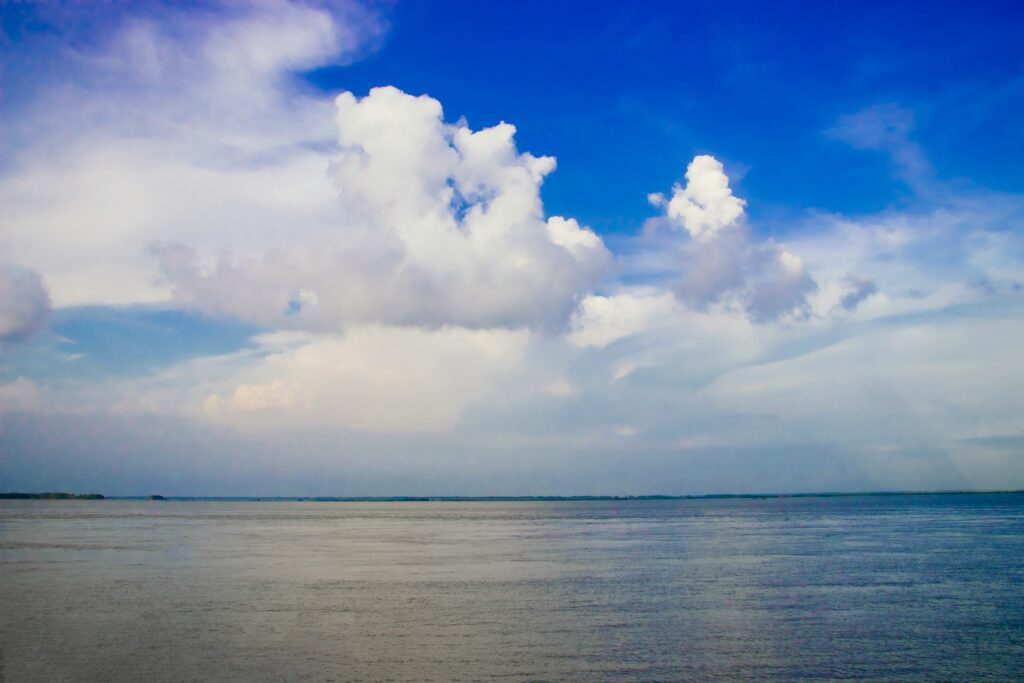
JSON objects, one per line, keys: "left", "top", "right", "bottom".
{"left": 1, "top": 1, "right": 1023, "bottom": 495}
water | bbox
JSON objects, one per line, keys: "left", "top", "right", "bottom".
{"left": 1, "top": 495, "right": 1022, "bottom": 681}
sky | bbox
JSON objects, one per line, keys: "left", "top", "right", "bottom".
{"left": 1, "top": 0, "right": 1023, "bottom": 496}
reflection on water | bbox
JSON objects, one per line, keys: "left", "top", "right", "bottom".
{"left": 1, "top": 495, "right": 1022, "bottom": 681}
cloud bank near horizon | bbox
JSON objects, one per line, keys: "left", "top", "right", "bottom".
{"left": 1, "top": 0, "right": 1022, "bottom": 494}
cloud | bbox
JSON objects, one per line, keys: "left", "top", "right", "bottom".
{"left": 838, "top": 275, "right": 878, "bottom": 310}
{"left": 2, "top": 0, "right": 382, "bottom": 155}
{"left": 1, "top": 3, "right": 607, "bottom": 332}
{"left": 568, "top": 289, "right": 677, "bottom": 348}
{"left": 6, "top": 192, "right": 1024, "bottom": 489}
{"left": 154, "top": 87, "right": 610, "bottom": 331}
{"left": 648, "top": 155, "right": 746, "bottom": 242}
{"left": 0, "top": 1, "right": 378, "bottom": 308}
{"left": 0, "top": 265, "right": 51, "bottom": 342}
{"left": 204, "top": 380, "right": 306, "bottom": 415}
{"left": 698, "top": 313, "right": 1024, "bottom": 447}
{"left": 1, "top": 2, "right": 1023, "bottom": 493}
{"left": 649, "top": 155, "right": 816, "bottom": 322}
{"left": 791, "top": 192, "right": 1024, "bottom": 321}
{"left": 0, "top": 378, "right": 41, "bottom": 412}
{"left": 827, "top": 104, "right": 932, "bottom": 192}
{"left": 199, "top": 325, "right": 532, "bottom": 433}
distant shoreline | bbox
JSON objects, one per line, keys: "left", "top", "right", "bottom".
{"left": 0, "top": 492, "right": 105, "bottom": 500}
{"left": 3, "top": 490, "right": 1023, "bottom": 502}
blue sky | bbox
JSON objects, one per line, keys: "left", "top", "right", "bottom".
{"left": 0, "top": 0, "right": 1022, "bottom": 495}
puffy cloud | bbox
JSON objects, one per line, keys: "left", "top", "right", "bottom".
{"left": 0, "top": 265, "right": 51, "bottom": 342}
{"left": 6, "top": 191, "right": 1024, "bottom": 488}
{"left": 650, "top": 155, "right": 816, "bottom": 322}
{"left": 568, "top": 289, "right": 677, "bottom": 348}
{"left": 2, "top": 2, "right": 1023, "bottom": 493}
{"left": 2, "top": 2, "right": 608, "bottom": 332}
{"left": 546, "top": 216, "right": 606, "bottom": 255}
{"left": 648, "top": 155, "right": 746, "bottom": 242}
{"left": 155, "top": 87, "right": 609, "bottom": 330}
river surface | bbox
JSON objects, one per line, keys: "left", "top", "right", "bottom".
{"left": 1, "top": 494, "right": 1022, "bottom": 681}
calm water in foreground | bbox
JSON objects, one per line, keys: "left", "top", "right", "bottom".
{"left": 1, "top": 495, "right": 1022, "bottom": 681}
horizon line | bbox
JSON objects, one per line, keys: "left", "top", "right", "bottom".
{"left": 3, "top": 489, "right": 1024, "bottom": 502}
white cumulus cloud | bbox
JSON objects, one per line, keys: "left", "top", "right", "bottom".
{"left": 650, "top": 155, "right": 816, "bottom": 322}
{"left": 649, "top": 155, "right": 746, "bottom": 242}
{"left": 1, "top": 3, "right": 608, "bottom": 333}
{"left": 155, "top": 87, "right": 609, "bottom": 330}
{"left": 568, "top": 289, "right": 677, "bottom": 349}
